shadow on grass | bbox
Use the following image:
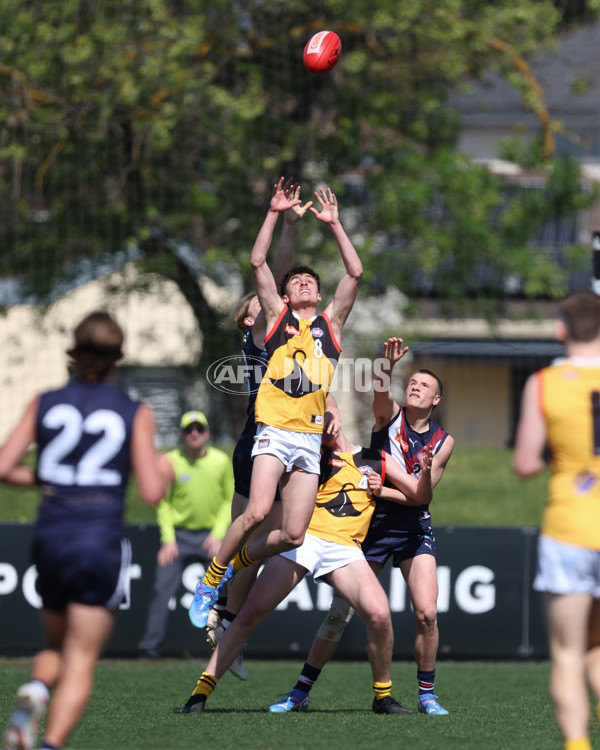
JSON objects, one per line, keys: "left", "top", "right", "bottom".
{"left": 173, "top": 707, "right": 375, "bottom": 715}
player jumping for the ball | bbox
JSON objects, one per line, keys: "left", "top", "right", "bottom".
{"left": 189, "top": 176, "right": 363, "bottom": 628}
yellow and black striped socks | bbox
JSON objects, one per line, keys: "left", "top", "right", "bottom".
{"left": 192, "top": 673, "right": 218, "bottom": 698}
{"left": 231, "top": 545, "right": 258, "bottom": 572}
{"left": 373, "top": 680, "right": 392, "bottom": 700}
{"left": 203, "top": 559, "right": 228, "bottom": 588}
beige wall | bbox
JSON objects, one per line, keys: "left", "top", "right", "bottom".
{"left": 0, "top": 265, "right": 200, "bottom": 443}
{"left": 400, "top": 359, "right": 512, "bottom": 448}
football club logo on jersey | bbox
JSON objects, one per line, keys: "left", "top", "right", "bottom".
{"left": 393, "top": 428, "right": 409, "bottom": 453}
{"left": 316, "top": 482, "right": 360, "bottom": 518}
{"left": 312, "top": 327, "right": 324, "bottom": 338}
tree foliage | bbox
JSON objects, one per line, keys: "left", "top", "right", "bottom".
{"left": 0, "top": 0, "right": 598, "bottom": 361}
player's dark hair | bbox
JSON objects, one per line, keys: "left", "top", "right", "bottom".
{"left": 279, "top": 265, "right": 321, "bottom": 297}
{"left": 412, "top": 369, "right": 444, "bottom": 399}
{"left": 67, "top": 311, "right": 124, "bottom": 383}
{"left": 233, "top": 292, "right": 257, "bottom": 333}
{"left": 560, "top": 290, "right": 600, "bottom": 342}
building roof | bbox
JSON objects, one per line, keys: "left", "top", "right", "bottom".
{"left": 410, "top": 338, "right": 565, "bottom": 361}
{"left": 450, "top": 19, "right": 600, "bottom": 159}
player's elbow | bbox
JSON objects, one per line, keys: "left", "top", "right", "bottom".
{"left": 250, "top": 254, "right": 266, "bottom": 274}
{"left": 138, "top": 485, "right": 164, "bottom": 506}
{"left": 513, "top": 458, "right": 543, "bottom": 478}
{"left": 242, "top": 508, "right": 268, "bottom": 532}
{"left": 279, "top": 529, "right": 305, "bottom": 550}
{"left": 415, "top": 493, "right": 432, "bottom": 507}
{"left": 137, "top": 471, "right": 168, "bottom": 506}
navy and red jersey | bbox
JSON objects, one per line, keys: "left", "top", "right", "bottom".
{"left": 369, "top": 406, "right": 449, "bottom": 527}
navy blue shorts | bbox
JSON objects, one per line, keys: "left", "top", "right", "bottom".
{"left": 33, "top": 532, "right": 131, "bottom": 612}
{"left": 232, "top": 430, "right": 281, "bottom": 501}
{"left": 362, "top": 517, "right": 436, "bottom": 566}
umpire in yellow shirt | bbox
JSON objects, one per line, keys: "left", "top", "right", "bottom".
{"left": 139, "top": 410, "right": 233, "bottom": 658}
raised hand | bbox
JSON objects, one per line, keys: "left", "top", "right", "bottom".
{"left": 310, "top": 186, "right": 338, "bottom": 225}
{"left": 418, "top": 444, "right": 433, "bottom": 475}
{"left": 383, "top": 337, "right": 409, "bottom": 368}
{"left": 270, "top": 176, "right": 302, "bottom": 213}
{"left": 285, "top": 184, "right": 314, "bottom": 225}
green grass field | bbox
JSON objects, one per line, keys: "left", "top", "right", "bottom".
{"left": 0, "top": 447, "right": 559, "bottom": 748}
{"left": 0, "top": 446, "right": 549, "bottom": 527}
{"left": 0, "top": 658, "right": 592, "bottom": 750}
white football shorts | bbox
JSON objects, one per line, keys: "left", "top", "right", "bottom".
{"left": 533, "top": 534, "right": 600, "bottom": 596}
{"left": 280, "top": 532, "right": 365, "bottom": 583}
{"left": 251, "top": 423, "right": 322, "bottom": 474}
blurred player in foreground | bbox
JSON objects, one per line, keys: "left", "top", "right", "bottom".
{"left": 182, "top": 412, "right": 433, "bottom": 715}
{"left": 0, "top": 311, "right": 166, "bottom": 750}
{"left": 513, "top": 290, "right": 600, "bottom": 750}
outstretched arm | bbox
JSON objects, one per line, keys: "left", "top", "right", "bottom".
{"left": 272, "top": 185, "right": 313, "bottom": 286}
{"left": 313, "top": 188, "right": 362, "bottom": 343}
{"left": 372, "top": 337, "right": 409, "bottom": 430}
{"left": 251, "top": 177, "right": 302, "bottom": 328}
{"left": 253, "top": 186, "right": 313, "bottom": 347}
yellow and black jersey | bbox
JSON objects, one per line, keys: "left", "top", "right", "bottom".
{"left": 255, "top": 307, "right": 341, "bottom": 433}
{"left": 539, "top": 358, "right": 600, "bottom": 549}
{"left": 308, "top": 446, "right": 385, "bottom": 547}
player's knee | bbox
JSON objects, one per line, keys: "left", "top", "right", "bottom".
{"left": 237, "top": 601, "right": 265, "bottom": 631}
{"left": 242, "top": 507, "right": 268, "bottom": 531}
{"left": 316, "top": 596, "right": 355, "bottom": 642}
{"left": 366, "top": 604, "right": 391, "bottom": 633}
{"left": 415, "top": 604, "right": 437, "bottom": 630}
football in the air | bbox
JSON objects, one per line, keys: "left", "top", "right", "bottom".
{"left": 303, "top": 30, "right": 342, "bottom": 75}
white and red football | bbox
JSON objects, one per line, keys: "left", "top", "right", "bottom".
{"left": 303, "top": 30, "right": 342, "bottom": 75}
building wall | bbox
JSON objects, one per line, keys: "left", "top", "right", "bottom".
{"left": 0, "top": 265, "right": 200, "bottom": 443}
{"left": 405, "top": 359, "right": 512, "bottom": 448}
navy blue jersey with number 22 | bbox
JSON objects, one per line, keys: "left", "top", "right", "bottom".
{"left": 35, "top": 379, "right": 140, "bottom": 534}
